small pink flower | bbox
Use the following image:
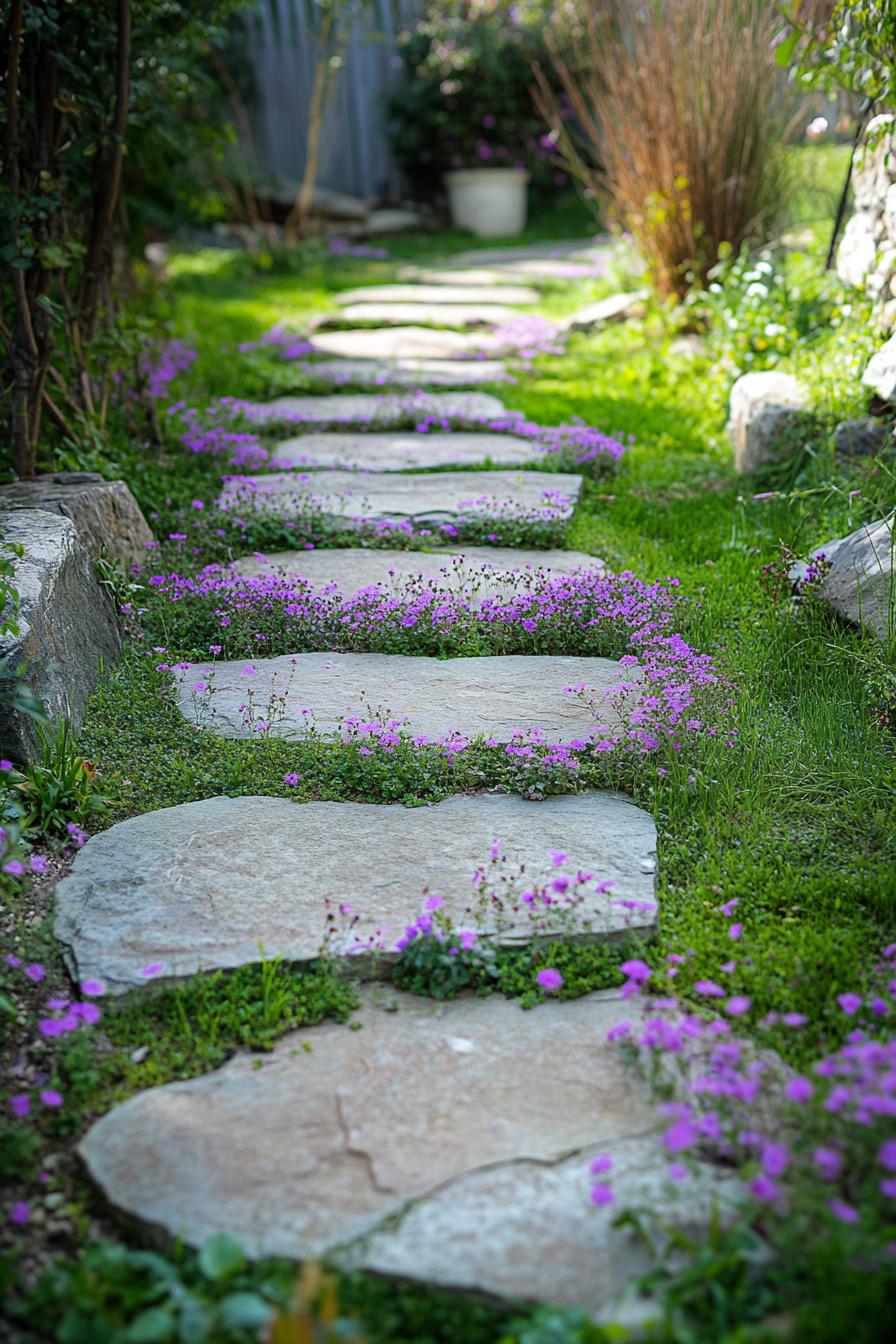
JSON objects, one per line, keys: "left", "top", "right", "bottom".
{"left": 536, "top": 968, "right": 563, "bottom": 992}
{"left": 40, "top": 1089, "right": 63, "bottom": 1108}
{"left": 590, "top": 1182, "right": 614, "bottom": 1207}
{"left": 589, "top": 1154, "right": 613, "bottom": 1175}
{"left": 9, "top": 1095, "right": 30, "bottom": 1118}
{"left": 9, "top": 1201, "right": 29, "bottom": 1225}
{"left": 24, "top": 963, "right": 45, "bottom": 982}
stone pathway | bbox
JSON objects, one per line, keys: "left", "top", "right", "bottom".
{"left": 269, "top": 430, "right": 537, "bottom": 472}
{"left": 78, "top": 989, "right": 731, "bottom": 1312}
{"left": 217, "top": 469, "right": 582, "bottom": 531}
{"left": 61, "top": 238, "right": 698, "bottom": 1318}
{"left": 172, "top": 650, "right": 631, "bottom": 743}
{"left": 230, "top": 545, "right": 604, "bottom": 594}
{"left": 56, "top": 793, "right": 656, "bottom": 993}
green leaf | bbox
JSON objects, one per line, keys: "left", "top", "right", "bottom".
{"left": 176, "top": 1297, "right": 212, "bottom": 1344}
{"left": 124, "top": 1306, "right": 177, "bottom": 1343}
{"left": 196, "top": 1232, "right": 246, "bottom": 1281}
{"left": 215, "top": 1292, "right": 274, "bottom": 1331}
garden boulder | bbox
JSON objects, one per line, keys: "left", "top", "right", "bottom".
{"left": 833, "top": 417, "right": 893, "bottom": 459}
{"left": 796, "top": 515, "right": 894, "bottom": 641}
{"left": 0, "top": 472, "right": 153, "bottom": 571}
{"left": 728, "top": 371, "right": 810, "bottom": 474}
{"left": 862, "top": 333, "right": 896, "bottom": 405}
{"left": 0, "top": 510, "right": 121, "bottom": 761}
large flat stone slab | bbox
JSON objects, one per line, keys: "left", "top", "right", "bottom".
{"left": 217, "top": 469, "right": 582, "bottom": 529}
{"left": 335, "top": 283, "right": 538, "bottom": 306}
{"left": 270, "top": 431, "right": 536, "bottom": 472}
{"left": 231, "top": 546, "right": 605, "bottom": 597}
{"left": 172, "top": 650, "right": 629, "bottom": 742}
{"left": 325, "top": 303, "right": 517, "bottom": 329}
{"left": 0, "top": 511, "right": 121, "bottom": 762}
{"left": 0, "top": 472, "right": 153, "bottom": 570}
{"left": 56, "top": 793, "right": 656, "bottom": 993}
{"left": 310, "top": 327, "right": 480, "bottom": 360}
{"left": 300, "top": 358, "right": 507, "bottom": 388}
{"left": 242, "top": 390, "right": 505, "bottom": 429}
{"left": 78, "top": 989, "right": 729, "bottom": 1313}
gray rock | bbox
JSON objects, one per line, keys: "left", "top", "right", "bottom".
{"left": 324, "top": 303, "right": 518, "bottom": 329}
{"left": 836, "top": 212, "right": 879, "bottom": 289}
{"left": 78, "top": 989, "right": 732, "bottom": 1313}
{"left": 299, "top": 358, "right": 508, "bottom": 388}
{"left": 0, "top": 511, "right": 121, "bottom": 760}
{"left": 244, "top": 390, "right": 506, "bottom": 430}
{"left": 310, "top": 327, "right": 481, "bottom": 361}
{"left": 217, "top": 468, "right": 582, "bottom": 531}
{"left": 172, "top": 649, "right": 629, "bottom": 743}
{"left": 56, "top": 792, "right": 656, "bottom": 992}
{"left": 270, "top": 431, "right": 537, "bottom": 472}
{"left": 833, "top": 417, "right": 893, "bottom": 458}
{"left": 335, "top": 283, "right": 538, "bottom": 306}
{"left": 230, "top": 545, "right": 605, "bottom": 596}
{"left": 807, "top": 515, "right": 894, "bottom": 640}
{"left": 727, "top": 371, "right": 810, "bottom": 474}
{"left": 862, "top": 333, "right": 896, "bottom": 403}
{"left": 559, "top": 291, "right": 649, "bottom": 332}
{"left": 364, "top": 207, "right": 423, "bottom": 235}
{"left": 0, "top": 473, "right": 153, "bottom": 570}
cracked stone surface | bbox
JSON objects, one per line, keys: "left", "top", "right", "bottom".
{"left": 244, "top": 390, "right": 506, "bottom": 429}
{"left": 300, "top": 358, "right": 507, "bottom": 388}
{"left": 172, "top": 650, "right": 632, "bottom": 743}
{"left": 324, "top": 302, "right": 517, "bottom": 329}
{"left": 217, "top": 469, "right": 582, "bottom": 529}
{"left": 269, "top": 431, "right": 537, "bottom": 472}
{"left": 78, "top": 989, "right": 732, "bottom": 1312}
{"left": 310, "top": 327, "right": 481, "bottom": 361}
{"left": 0, "top": 472, "right": 153, "bottom": 569}
{"left": 56, "top": 793, "right": 656, "bottom": 993}
{"left": 335, "top": 283, "right": 538, "bottom": 306}
{"left": 230, "top": 545, "right": 605, "bottom": 596}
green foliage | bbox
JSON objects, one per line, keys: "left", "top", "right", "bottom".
{"left": 388, "top": 1, "right": 565, "bottom": 196}
{"left": 10, "top": 719, "right": 111, "bottom": 838}
{"left": 778, "top": 0, "right": 896, "bottom": 107}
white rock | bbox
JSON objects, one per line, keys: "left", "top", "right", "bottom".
{"left": 727, "top": 371, "right": 809, "bottom": 474}
{"left": 862, "top": 333, "right": 896, "bottom": 402}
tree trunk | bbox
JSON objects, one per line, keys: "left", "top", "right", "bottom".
{"left": 284, "top": 11, "right": 336, "bottom": 244}
{"left": 77, "top": 0, "right": 131, "bottom": 343}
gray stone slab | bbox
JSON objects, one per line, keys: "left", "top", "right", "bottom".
{"left": 799, "top": 514, "right": 895, "bottom": 640}
{"left": 0, "top": 511, "right": 121, "bottom": 762}
{"left": 727, "top": 371, "right": 810, "bottom": 474}
{"left": 217, "top": 469, "right": 582, "bottom": 528}
{"left": 335, "top": 283, "right": 538, "bottom": 306}
{"left": 559, "top": 291, "right": 649, "bottom": 331}
{"left": 326, "top": 302, "right": 518, "bottom": 329}
{"left": 78, "top": 989, "right": 732, "bottom": 1314}
{"left": 172, "top": 650, "right": 629, "bottom": 743}
{"left": 451, "top": 239, "right": 610, "bottom": 264}
{"left": 231, "top": 546, "right": 605, "bottom": 597}
{"left": 56, "top": 793, "right": 657, "bottom": 993}
{"left": 310, "top": 327, "right": 480, "bottom": 360}
{"left": 0, "top": 472, "right": 153, "bottom": 570}
{"left": 301, "top": 358, "right": 507, "bottom": 388}
{"left": 244, "top": 390, "right": 505, "bottom": 429}
{"left": 270, "top": 431, "right": 536, "bottom": 472}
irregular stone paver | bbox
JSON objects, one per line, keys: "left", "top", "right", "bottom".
{"left": 78, "top": 989, "right": 731, "bottom": 1312}
{"left": 335, "top": 283, "right": 538, "bottom": 306}
{"left": 559, "top": 291, "right": 649, "bottom": 331}
{"left": 300, "top": 357, "right": 507, "bottom": 388}
{"left": 231, "top": 545, "right": 605, "bottom": 596}
{"left": 0, "top": 472, "right": 153, "bottom": 570}
{"left": 326, "top": 303, "right": 517, "bottom": 329}
{"left": 0, "top": 510, "right": 121, "bottom": 761}
{"left": 270, "top": 431, "right": 536, "bottom": 472}
{"left": 217, "top": 469, "right": 581, "bottom": 529}
{"left": 56, "top": 793, "right": 656, "bottom": 993}
{"left": 172, "top": 650, "right": 628, "bottom": 743}
{"left": 451, "top": 239, "right": 610, "bottom": 264}
{"left": 310, "top": 326, "right": 480, "bottom": 361}
{"left": 244, "top": 390, "right": 506, "bottom": 429}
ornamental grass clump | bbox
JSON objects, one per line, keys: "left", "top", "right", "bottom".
{"left": 536, "top": 0, "right": 789, "bottom": 296}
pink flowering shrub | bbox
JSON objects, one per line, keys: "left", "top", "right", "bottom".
{"left": 140, "top": 340, "right": 197, "bottom": 400}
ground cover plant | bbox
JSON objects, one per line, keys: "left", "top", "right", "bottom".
{"left": 1, "top": 128, "right": 896, "bottom": 1344}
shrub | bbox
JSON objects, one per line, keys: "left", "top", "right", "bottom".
{"left": 536, "top": 0, "right": 789, "bottom": 296}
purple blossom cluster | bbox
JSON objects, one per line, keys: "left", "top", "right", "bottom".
{"left": 470, "top": 314, "right": 567, "bottom": 363}
{"left": 328, "top": 237, "right": 390, "bottom": 260}
{"left": 140, "top": 340, "right": 197, "bottom": 400}
{"left": 236, "top": 324, "right": 315, "bottom": 361}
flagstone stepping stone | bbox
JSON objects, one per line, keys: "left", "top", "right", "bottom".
{"left": 269, "top": 431, "right": 536, "bottom": 472}
{"left": 78, "top": 989, "right": 732, "bottom": 1313}
{"left": 172, "top": 650, "right": 630, "bottom": 743}
{"left": 56, "top": 792, "right": 656, "bottom": 993}
{"left": 559, "top": 291, "right": 650, "bottom": 331}
{"left": 217, "top": 469, "right": 582, "bottom": 530}
{"left": 243, "top": 390, "right": 507, "bottom": 430}
{"left": 407, "top": 267, "right": 545, "bottom": 287}
{"left": 335, "top": 283, "right": 538, "bottom": 306}
{"left": 310, "top": 326, "right": 480, "bottom": 360}
{"left": 324, "top": 303, "right": 517, "bottom": 329}
{"left": 451, "top": 239, "right": 610, "bottom": 265}
{"left": 231, "top": 545, "right": 605, "bottom": 596}
{"left": 300, "top": 357, "right": 507, "bottom": 388}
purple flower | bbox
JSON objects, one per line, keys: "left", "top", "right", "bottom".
{"left": 589, "top": 1154, "right": 613, "bottom": 1175}
{"left": 827, "top": 1198, "right": 859, "bottom": 1225}
{"left": 3, "top": 860, "right": 25, "bottom": 876}
{"left": 785, "top": 1076, "right": 813, "bottom": 1104}
{"left": 9, "top": 1201, "right": 29, "bottom": 1225}
{"left": 283, "top": 772, "right": 301, "bottom": 787}
{"left": 879, "top": 1139, "right": 896, "bottom": 1172}
{"left": 663, "top": 1118, "right": 697, "bottom": 1153}
{"left": 749, "top": 1175, "right": 781, "bottom": 1204}
{"left": 9, "top": 1095, "right": 30, "bottom": 1118}
{"left": 536, "top": 968, "right": 564, "bottom": 992}
{"left": 39, "top": 1089, "right": 63, "bottom": 1108}
{"left": 620, "top": 959, "right": 651, "bottom": 983}
{"left": 81, "top": 979, "right": 106, "bottom": 997}
{"left": 725, "top": 995, "right": 752, "bottom": 1017}
{"left": 813, "top": 1147, "right": 842, "bottom": 1180}
{"left": 139, "top": 961, "right": 166, "bottom": 978}
{"left": 24, "top": 963, "right": 45, "bottom": 982}
{"left": 590, "top": 1182, "right": 614, "bottom": 1207}
{"left": 837, "top": 993, "right": 863, "bottom": 1016}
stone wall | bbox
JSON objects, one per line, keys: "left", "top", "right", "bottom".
{"left": 837, "top": 113, "right": 896, "bottom": 329}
